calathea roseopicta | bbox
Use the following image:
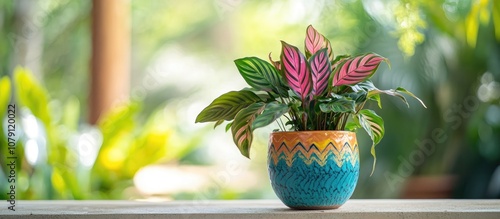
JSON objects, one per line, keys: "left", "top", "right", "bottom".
{"left": 196, "top": 25, "right": 426, "bottom": 174}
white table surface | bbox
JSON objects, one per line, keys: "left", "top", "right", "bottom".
{"left": 1, "top": 199, "right": 500, "bottom": 219}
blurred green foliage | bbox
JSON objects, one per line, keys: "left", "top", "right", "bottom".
{"left": 0, "top": 68, "right": 201, "bottom": 199}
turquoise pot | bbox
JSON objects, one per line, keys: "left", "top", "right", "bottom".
{"left": 268, "top": 131, "right": 359, "bottom": 209}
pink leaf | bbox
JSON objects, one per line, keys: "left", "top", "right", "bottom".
{"left": 305, "top": 25, "right": 334, "bottom": 60}
{"left": 305, "top": 25, "right": 324, "bottom": 57}
{"left": 333, "top": 53, "right": 387, "bottom": 86}
{"left": 310, "top": 48, "right": 331, "bottom": 97}
{"left": 280, "top": 41, "right": 311, "bottom": 100}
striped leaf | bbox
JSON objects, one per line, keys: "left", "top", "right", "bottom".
{"left": 234, "top": 57, "right": 288, "bottom": 96}
{"left": 252, "top": 102, "right": 289, "bottom": 130}
{"left": 351, "top": 80, "right": 382, "bottom": 108}
{"left": 354, "top": 81, "right": 426, "bottom": 109}
{"left": 231, "top": 102, "right": 266, "bottom": 158}
{"left": 371, "top": 94, "right": 382, "bottom": 109}
{"left": 324, "top": 37, "right": 334, "bottom": 62}
{"left": 319, "top": 98, "right": 356, "bottom": 113}
{"left": 268, "top": 52, "right": 281, "bottom": 71}
{"left": 345, "top": 115, "right": 361, "bottom": 131}
{"left": 358, "top": 109, "right": 384, "bottom": 175}
{"left": 343, "top": 91, "right": 367, "bottom": 104}
{"left": 332, "top": 53, "right": 387, "bottom": 86}
{"left": 281, "top": 41, "right": 312, "bottom": 101}
{"left": 305, "top": 25, "right": 333, "bottom": 60}
{"left": 195, "top": 90, "right": 262, "bottom": 123}
{"left": 395, "top": 87, "right": 427, "bottom": 108}
{"left": 332, "top": 54, "right": 351, "bottom": 70}
{"left": 309, "top": 48, "right": 332, "bottom": 97}
{"left": 368, "top": 89, "right": 408, "bottom": 108}
{"left": 350, "top": 80, "right": 377, "bottom": 92}
{"left": 213, "top": 120, "right": 224, "bottom": 129}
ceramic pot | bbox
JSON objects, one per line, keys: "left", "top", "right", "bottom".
{"left": 268, "top": 131, "right": 359, "bottom": 209}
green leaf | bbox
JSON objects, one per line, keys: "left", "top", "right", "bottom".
{"left": 319, "top": 98, "right": 356, "bottom": 113}
{"left": 231, "top": 102, "right": 265, "bottom": 158}
{"left": 225, "top": 122, "right": 233, "bottom": 132}
{"left": 343, "top": 90, "right": 367, "bottom": 104}
{"left": 357, "top": 109, "right": 384, "bottom": 176}
{"left": 354, "top": 81, "right": 426, "bottom": 109}
{"left": 350, "top": 80, "right": 377, "bottom": 92}
{"left": 252, "top": 102, "right": 289, "bottom": 130}
{"left": 13, "top": 67, "right": 51, "bottom": 125}
{"left": 0, "top": 76, "right": 11, "bottom": 118}
{"left": 494, "top": 0, "right": 500, "bottom": 41}
{"left": 62, "top": 96, "right": 80, "bottom": 130}
{"left": 214, "top": 120, "right": 224, "bottom": 129}
{"left": 465, "top": 1, "right": 481, "bottom": 47}
{"left": 99, "top": 102, "right": 141, "bottom": 137}
{"left": 196, "top": 90, "right": 262, "bottom": 123}
{"left": 371, "top": 93, "right": 382, "bottom": 109}
{"left": 344, "top": 115, "right": 361, "bottom": 131}
{"left": 234, "top": 57, "right": 288, "bottom": 96}
{"left": 351, "top": 80, "right": 381, "bottom": 107}
{"left": 368, "top": 89, "right": 409, "bottom": 108}
{"left": 395, "top": 87, "right": 427, "bottom": 108}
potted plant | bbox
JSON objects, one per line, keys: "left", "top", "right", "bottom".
{"left": 196, "top": 25, "right": 425, "bottom": 209}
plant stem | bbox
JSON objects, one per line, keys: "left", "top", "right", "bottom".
{"left": 301, "top": 101, "right": 308, "bottom": 131}
{"left": 277, "top": 118, "right": 285, "bottom": 131}
{"left": 323, "top": 113, "right": 329, "bottom": 130}
{"left": 328, "top": 112, "right": 334, "bottom": 130}
{"left": 279, "top": 96, "right": 288, "bottom": 105}
{"left": 288, "top": 103, "right": 299, "bottom": 131}
{"left": 283, "top": 114, "right": 292, "bottom": 124}
{"left": 340, "top": 113, "right": 349, "bottom": 130}
{"left": 335, "top": 114, "right": 344, "bottom": 130}
{"left": 356, "top": 100, "right": 367, "bottom": 114}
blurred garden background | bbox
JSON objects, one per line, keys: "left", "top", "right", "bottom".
{"left": 0, "top": 0, "right": 499, "bottom": 200}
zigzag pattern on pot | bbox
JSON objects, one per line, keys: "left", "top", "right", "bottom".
{"left": 269, "top": 132, "right": 358, "bottom": 167}
{"left": 269, "top": 160, "right": 359, "bottom": 208}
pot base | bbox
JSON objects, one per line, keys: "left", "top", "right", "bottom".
{"left": 287, "top": 205, "right": 341, "bottom": 210}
